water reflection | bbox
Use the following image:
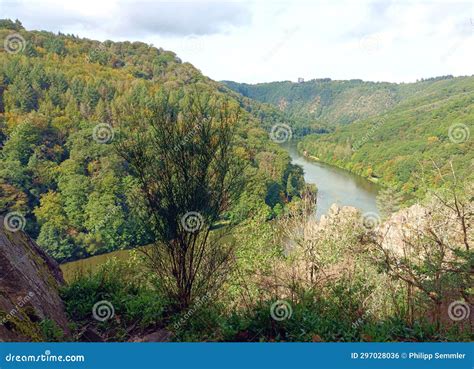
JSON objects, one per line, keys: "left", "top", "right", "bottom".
{"left": 286, "top": 144, "right": 380, "bottom": 218}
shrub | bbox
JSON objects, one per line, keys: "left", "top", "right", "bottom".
{"left": 61, "top": 252, "right": 168, "bottom": 340}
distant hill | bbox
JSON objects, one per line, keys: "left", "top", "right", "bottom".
{"left": 223, "top": 79, "right": 399, "bottom": 128}
{"left": 224, "top": 76, "right": 474, "bottom": 197}
{"left": 223, "top": 75, "right": 465, "bottom": 129}
{"left": 298, "top": 76, "right": 474, "bottom": 197}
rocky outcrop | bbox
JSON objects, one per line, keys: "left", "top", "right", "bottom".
{"left": 319, "top": 203, "right": 359, "bottom": 227}
{"left": 374, "top": 204, "right": 429, "bottom": 254}
{"left": 0, "top": 216, "right": 70, "bottom": 341}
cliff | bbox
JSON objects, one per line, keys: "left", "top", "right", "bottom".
{"left": 0, "top": 216, "right": 70, "bottom": 341}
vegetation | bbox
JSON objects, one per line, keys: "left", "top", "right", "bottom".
{"left": 223, "top": 75, "right": 463, "bottom": 130}
{"left": 116, "top": 91, "right": 244, "bottom": 309}
{"left": 223, "top": 78, "right": 401, "bottom": 132}
{"left": 225, "top": 76, "right": 474, "bottom": 199}
{"left": 297, "top": 76, "right": 473, "bottom": 198}
{"left": 62, "top": 181, "right": 472, "bottom": 342}
{"left": 0, "top": 20, "right": 472, "bottom": 343}
{"left": 0, "top": 20, "right": 306, "bottom": 262}
{"left": 61, "top": 253, "right": 168, "bottom": 341}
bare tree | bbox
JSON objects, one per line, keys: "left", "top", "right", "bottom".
{"left": 368, "top": 170, "right": 472, "bottom": 328}
{"left": 116, "top": 89, "right": 243, "bottom": 309}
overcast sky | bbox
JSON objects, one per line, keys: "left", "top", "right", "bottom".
{"left": 0, "top": 0, "right": 472, "bottom": 83}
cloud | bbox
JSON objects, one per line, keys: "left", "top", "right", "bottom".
{"left": 0, "top": 0, "right": 471, "bottom": 83}
{"left": 0, "top": 0, "right": 252, "bottom": 36}
{"left": 111, "top": 1, "right": 251, "bottom": 36}
{"left": 346, "top": 1, "right": 473, "bottom": 39}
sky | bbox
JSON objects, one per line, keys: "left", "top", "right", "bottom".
{"left": 0, "top": 0, "right": 473, "bottom": 83}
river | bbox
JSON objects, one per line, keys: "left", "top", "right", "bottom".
{"left": 61, "top": 144, "right": 381, "bottom": 275}
{"left": 286, "top": 144, "right": 380, "bottom": 218}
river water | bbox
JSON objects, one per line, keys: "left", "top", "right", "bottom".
{"left": 286, "top": 144, "right": 380, "bottom": 218}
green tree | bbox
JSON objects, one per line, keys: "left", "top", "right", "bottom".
{"left": 44, "top": 37, "right": 66, "bottom": 55}
{"left": 376, "top": 187, "right": 404, "bottom": 219}
{"left": 5, "top": 77, "right": 38, "bottom": 112}
{"left": 35, "top": 191, "right": 77, "bottom": 261}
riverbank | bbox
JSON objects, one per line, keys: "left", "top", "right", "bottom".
{"left": 296, "top": 142, "right": 382, "bottom": 184}
{"left": 284, "top": 142, "right": 380, "bottom": 218}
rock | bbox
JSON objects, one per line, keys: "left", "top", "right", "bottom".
{"left": 130, "top": 329, "right": 172, "bottom": 342}
{"left": 319, "top": 204, "right": 359, "bottom": 228}
{"left": 375, "top": 204, "right": 429, "bottom": 254}
{"left": 0, "top": 216, "right": 70, "bottom": 341}
{"left": 79, "top": 326, "right": 104, "bottom": 342}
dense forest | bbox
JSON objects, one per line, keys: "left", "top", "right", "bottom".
{"left": 0, "top": 19, "right": 308, "bottom": 262}
{"left": 223, "top": 75, "right": 464, "bottom": 128}
{"left": 0, "top": 20, "right": 472, "bottom": 343}
{"left": 225, "top": 76, "right": 474, "bottom": 199}
{"left": 223, "top": 78, "right": 401, "bottom": 129}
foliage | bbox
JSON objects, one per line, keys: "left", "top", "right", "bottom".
{"left": 223, "top": 78, "right": 403, "bottom": 134}
{"left": 1, "top": 19, "right": 471, "bottom": 343}
{"left": 296, "top": 76, "right": 474, "bottom": 198}
{"left": 377, "top": 187, "right": 404, "bottom": 219}
{"left": 39, "top": 319, "right": 65, "bottom": 342}
{"left": 116, "top": 90, "right": 244, "bottom": 309}
{"left": 61, "top": 252, "right": 167, "bottom": 341}
{"left": 60, "top": 171, "right": 472, "bottom": 343}
{"left": 0, "top": 20, "right": 305, "bottom": 262}
{"left": 368, "top": 178, "right": 473, "bottom": 328}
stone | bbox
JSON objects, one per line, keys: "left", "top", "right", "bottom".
{"left": 375, "top": 204, "right": 429, "bottom": 254}
{"left": 0, "top": 216, "right": 70, "bottom": 341}
{"left": 130, "top": 329, "right": 172, "bottom": 342}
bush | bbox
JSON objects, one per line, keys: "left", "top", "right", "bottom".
{"left": 39, "top": 319, "right": 65, "bottom": 342}
{"left": 61, "top": 252, "right": 168, "bottom": 340}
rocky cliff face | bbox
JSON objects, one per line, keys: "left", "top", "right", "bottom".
{"left": 0, "top": 216, "right": 70, "bottom": 341}
{"left": 374, "top": 204, "right": 429, "bottom": 254}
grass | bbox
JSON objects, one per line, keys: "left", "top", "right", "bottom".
{"left": 60, "top": 249, "right": 137, "bottom": 283}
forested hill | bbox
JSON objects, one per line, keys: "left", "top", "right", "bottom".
{"left": 298, "top": 75, "right": 474, "bottom": 198}
{"left": 223, "top": 75, "right": 469, "bottom": 130}
{"left": 224, "top": 76, "right": 474, "bottom": 199}
{"left": 223, "top": 79, "right": 400, "bottom": 129}
{"left": 0, "top": 20, "right": 307, "bottom": 262}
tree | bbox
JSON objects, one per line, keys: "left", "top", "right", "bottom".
{"left": 369, "top": 176, "right": 472, "bottom": 328}
{"left": 35, "top": 191, "right": 77, "bottom": 261}
{"left": 44, "top": 37, "right": 66, "bottom": 56}
{"left": 376, "top": 187, "right": 404, "bottom": 219}
{"left": 285, "top": 164, "right": 305, "bottom": 200}
{"left": 5, "top": 77, "right": 38, "bottom": 113}
{"left": 0, "top": 19, "right": 24, "bottom": 31}
{"left": 116, "top": 89, "right": 243, "bottom": 309}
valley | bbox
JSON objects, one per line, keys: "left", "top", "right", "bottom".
{"left": 0, "top": 19, "right": 472, "bottom": 344}
{"left": 225, "top": 76, "right": 474, "bottom": 199}
{"left": 286, "top": 143, "right": 379, "bottom": 218}
{"left": 60, "top": 143, "right": 381, "bottom": 282}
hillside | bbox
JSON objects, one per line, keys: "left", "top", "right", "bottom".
{"left": 223, "top": 78, "right": 400, "bottom": 130}
{"left": 223, "top": 75, "right": 467, "bottom": 128}
{"left": 224, "top": 76, "right": 474, "bottom": 197}
{"left": 0, "top": 19, "right": 471, "bottom": 345}
{"left": 0, "top": 20, "right": 308, "bottom": 262}
{"left": 298, "top": 76, "right": 474, "bottom": 197}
